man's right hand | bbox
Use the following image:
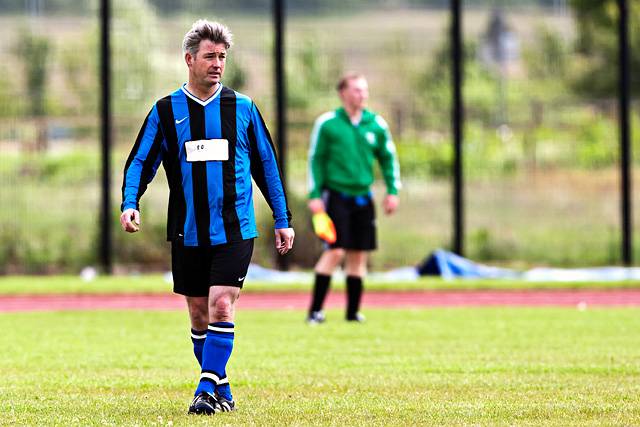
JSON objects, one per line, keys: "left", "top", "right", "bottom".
{"left": 308, "top": 198, "right": 325, "bottom": 214}
{"left": 120, "top": 209, "right": 141, "bottom": 233}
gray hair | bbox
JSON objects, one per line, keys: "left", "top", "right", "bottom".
{"left": 182, "top": 19, "right": 233, "bottom": 57}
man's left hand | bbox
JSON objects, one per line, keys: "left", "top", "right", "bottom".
{"left": 383, "top": 194, "right": 399, "bottom": 215}
{"left": 275, "top": 227, "right": 295, "bottom": 255}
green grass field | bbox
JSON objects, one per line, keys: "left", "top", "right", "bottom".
{"left": 1, "top": 307, "right": 639, "bottom": 425}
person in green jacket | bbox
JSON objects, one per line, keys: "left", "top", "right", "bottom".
{"left": 307, "top": 73, "right": 401, "bottom": 323}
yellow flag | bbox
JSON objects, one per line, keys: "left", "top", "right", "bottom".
{"left": 312, "top": 212, "right": 337, "bottom": 244}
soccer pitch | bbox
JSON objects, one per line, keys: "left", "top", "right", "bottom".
{"left": 1, "top": 307, "right": 638, "bottom": 425}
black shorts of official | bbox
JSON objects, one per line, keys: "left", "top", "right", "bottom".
{"left": 324, "top": 189, "right": 377, "bottom": 251}
{"left": 171, "top": 238, "right": 254, "bottom": 297}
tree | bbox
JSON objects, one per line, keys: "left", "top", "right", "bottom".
{"left": 570, "top": 0, "right": 640, "bottom": 99}
{"left": 15, "top": 26, "right": 51, "bottom": 151}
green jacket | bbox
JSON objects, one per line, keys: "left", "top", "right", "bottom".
{"left": 308, "top": 107, "right": 401, "bottom": 199}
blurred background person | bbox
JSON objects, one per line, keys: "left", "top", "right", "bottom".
{"left": 306, "top": 73, "right": 401, "bottom": 324}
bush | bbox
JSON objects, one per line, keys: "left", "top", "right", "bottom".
{"left": 575, "top": 118, "right": 617, "bottom": 168}
{"left": 396, "top": 136, "right": 452, "bottom": 179}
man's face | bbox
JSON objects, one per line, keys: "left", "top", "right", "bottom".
{"left": 186, "top": 39, "right": 226, "bottom": 86}
{"left": 339, "top": 77, "right": 369, "bottom": 111}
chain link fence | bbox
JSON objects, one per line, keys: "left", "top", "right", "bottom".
{"left": 0, "top": 0, "right": 637, "bottom": 274}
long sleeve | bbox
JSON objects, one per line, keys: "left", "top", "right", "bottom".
{"left": 121, "top": 105, "right": 165, "bottom": 211}
{"left": 374, "top": 116, "right": 401, "bottom": 195}
{"left": 307, "top": 113, "right": 331, "bottom": 199}
{"left": 248, "top": 103, "right": 292, "bottom": 229}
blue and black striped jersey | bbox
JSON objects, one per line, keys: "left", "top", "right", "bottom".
{"left": 122, "top": 83, "right": 292, "bottom": 247}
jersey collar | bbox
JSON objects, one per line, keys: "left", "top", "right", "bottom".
{"left": 181, "top": 83, "right": 223, "bottom": 106}
{"left": 337, "top": 107, "right": 373, "bottom": 126}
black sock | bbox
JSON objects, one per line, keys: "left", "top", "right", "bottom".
{"left": 346, "top": 275, "right": 363, "bottom": 319}
{"left": 310, "top": 273, "right": 331, "bottom": 313}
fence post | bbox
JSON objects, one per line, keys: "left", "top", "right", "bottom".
{"left": 618, "top": 0, "right": 633, "bottom": 265}
{"left": 451, "top": 0, "right": 465, "bottom": 256}
{"left": 273, "top": 0, "right": 289, "bottom": 270}
{"left": 100, "top": 0, "right": 112, "bottom": 274}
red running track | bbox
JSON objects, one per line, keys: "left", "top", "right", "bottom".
{"left": 0, "top": 290, "right": 640, "bottom": 312}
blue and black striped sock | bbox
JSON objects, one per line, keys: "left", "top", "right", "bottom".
{"left": 190, "top": 328, "right": 207, "bottom": 367}
{"left": 194, "top": 322, "right": 234, "bottom": 400}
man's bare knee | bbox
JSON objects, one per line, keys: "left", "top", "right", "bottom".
{"left": 186, "top": 296, "right": 209, "bottom": 329}
{"left": 208, "top": 286, "right": 240, "bottom": 323}
{"left": 345, "top": 250, "right": 368, "bottom": 277}
{"left": 210, "top": 295, "right": 234, "bottom": 322}
{"left": 315, "top": 248, "right": 346, "bottom": 275}
{"left": 329, "top": 248, "right": 346, "bottom": 259}
{"left": 214, "top": 298, "right": 232, "bottom": 317}
{"left": 324, "top": 248, "right": 345, "bottom": 265}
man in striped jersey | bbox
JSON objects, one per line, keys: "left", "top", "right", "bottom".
{"left": 307, "top": 73, "right": 401, "bottom": 324}
{"left": 120, "top": 20, "right": 294, "bottom": 415}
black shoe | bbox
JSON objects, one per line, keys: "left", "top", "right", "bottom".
{"left": 215, "top": 392, "right": 236, "bottom": 412}
{"left": 346, "top": 312, "right": 366, "bottom": 322}
{"left": 188, "top": 391, "right": 221, "bottom": 415}
{"left": 306, "top": 310, "right": 326, "bottom": 325}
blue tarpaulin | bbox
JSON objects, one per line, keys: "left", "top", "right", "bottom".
{"left": 417, "top": 249, "right": 640, "bottom": 282}
{"left": 417, "top": 249, "right": 519, "bottom": 279}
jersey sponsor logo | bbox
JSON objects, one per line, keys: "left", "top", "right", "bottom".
{"left": 365, "top": 132, "right": 376, "bottom": 145}
{"left": 175, "top": 116, "right": 188, "bottom": 124}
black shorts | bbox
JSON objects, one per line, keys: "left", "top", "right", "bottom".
{"left": 171, "top": 238, "right": 254, "bottom": 297}
{"left": 324, "top": 189, "right": 377, "bottom": 251}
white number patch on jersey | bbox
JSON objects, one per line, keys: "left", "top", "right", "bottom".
{"left": 185, "top": 139, "right": 229, "bottom": 162}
